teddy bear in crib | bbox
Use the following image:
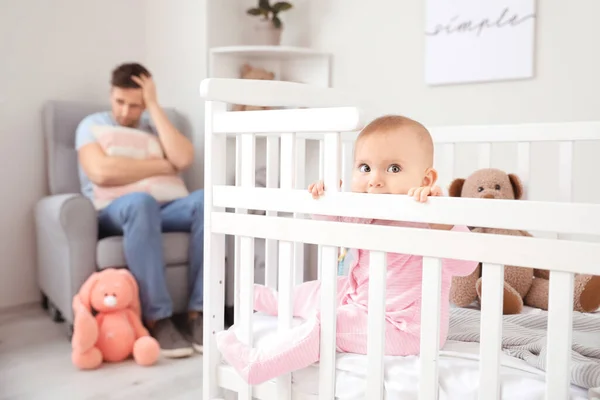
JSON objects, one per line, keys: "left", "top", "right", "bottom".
{"left": 71, "top": 268, "right": 160, "bottom": 369}
{"left": 448, "top": 168, "right": 600, "bottom": 314}
{"left": 232, "top": 63, "right": 275, "bottom": 112}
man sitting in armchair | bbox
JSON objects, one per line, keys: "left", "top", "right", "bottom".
{"left": 75, "top": 62, "right": 204, "bottom": 358}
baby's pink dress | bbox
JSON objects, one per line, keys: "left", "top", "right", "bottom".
{"left": 215, "top": 215, "right": 478, "bottom": 385}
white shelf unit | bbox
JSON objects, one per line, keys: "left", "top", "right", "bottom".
{"left": 208, "top": 46, "right": 333, "bottom": 312}
{"left": 208, "top": 45, "right": 332, "bottom": 89}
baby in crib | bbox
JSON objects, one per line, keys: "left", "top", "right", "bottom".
{"left": 215, "top": 114, "right": 479, "bottom": 385}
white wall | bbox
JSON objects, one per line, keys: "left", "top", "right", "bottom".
{"left": 0, "top": 0, "right": 210, "bottom": 310}
{"left": 145, "top": 0, "right": 209, "bottom": 190}
{"left": 305, "top": 1, "right": 600, "bottom": 126}
{"left": 208, "top": 0, "right": 246, "bottom": 48}
{"left": 0, "top": 0, "right": 147, "bottom": 309}
{"left": 303, "top": 1, "right": 600, "bottom": 203}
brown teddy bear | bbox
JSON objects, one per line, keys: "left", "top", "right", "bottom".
{"left": 449, "top": 168, "right": 600, "bottom": 314}
{"left": 232, "top": 63, "right": 275, "bottom": 112}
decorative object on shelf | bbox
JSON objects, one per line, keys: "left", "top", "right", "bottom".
{"left": 232, "top": 63, "right": 275, "bottom": 111}
{"left": 246, "top": 0, "right": 293, "bottom": 46}
{"left": 425, "top": 0, "right": 536, "bottom": 85}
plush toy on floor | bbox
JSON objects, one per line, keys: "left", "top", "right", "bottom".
{"left": 232, "top": 63, "right": 275, "bottom": 112}
{"left": 71, "top": 268, "right": 160, "bottom": 369}
{"left": 448, "top": 168, "right": 600, "bottom": 314}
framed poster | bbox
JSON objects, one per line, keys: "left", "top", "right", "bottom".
{"left": 425, "top": 0, "right": 536, "bottom": 85}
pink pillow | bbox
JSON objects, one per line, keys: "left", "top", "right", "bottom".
{"left": 90, "top": 125, "right": 189, "bottom": 209}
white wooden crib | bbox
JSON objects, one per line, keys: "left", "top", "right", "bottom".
{"left": 200, "top": 77, "right": 600, "bottom": 400}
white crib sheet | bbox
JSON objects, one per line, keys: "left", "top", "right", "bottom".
{"left": 221, "top": 312, "right": 591, "bottom": 400}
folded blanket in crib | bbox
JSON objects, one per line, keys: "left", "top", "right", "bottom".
{"left": 448, "top": 308, "right": 600, "bottom": 389}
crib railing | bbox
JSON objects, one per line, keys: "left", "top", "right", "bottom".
{"left": 226, "top": 120, "right": 600, "bottom": 289}
{"left": 212, "top": 193, "right": 600, "bottom": 399}
{"left": 201, "top": 78, "right": 600, "bottom": 400}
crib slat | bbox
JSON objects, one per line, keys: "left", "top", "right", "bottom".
{"left": 559, "top": 141, "right": 573, "bottom": 203}
{"left": 477, "top": 143, "right": 492, "bottom": 169}
{"left": 479, "top": 263, "right": 504, "bottom": 400}
{"left": 317, "top": 139, "right": 325, "bottom": 281}
{"left": 546, "top": 141, "right": 574, "bottom": 242}
{"left": 419, "top": 257, "right": 442, "bottom": 400}
{"left": 279, "top": 134, "right": 296, "bottom": 326}
{"left": 317, "top": 246, "right": 322, "bottom": 280}
{"left": 203, "top": 101, "right": 227, "bottom": 400}
{"left": 544, "top": 141, "right": 575, "bottom": 399}
{"left": 234, "top": 137, "right": 243, "bottom": 324}
{"left": 319, "top": 132, "right": 341, "bottom": 400}
{"left": 438, "top": 144, "right": 454, "bottom": 195}
{"left": 295, "top": 137, "right": 306, "bottom": 190}
{"left": 319, "top": 139, "right": 325, "bottom": 181}
{"left": 545, "top": 271, "right": 574, "bottom": 400}
{"left": 239, "top": 133, "right": 256, "bottom": 400}
{"left": 265, "top": 136, "right": 279, "bottom": 289}
{"left": 294, "top": 137, "right": 306, "bottom": 286}
{"left": 517, "top": 143, "right": 530, "bottom": 199}
{"left": 277, "top": 133, "right": 297, "bottom": 400}
{"left": 367, "top": 251, "right": 387, "bottom": 399}
{"left": 341, "top": 140, "right": 354, "bottom": 192}
{"left": 277, "top": 133, "right": 296, "bottom": 399}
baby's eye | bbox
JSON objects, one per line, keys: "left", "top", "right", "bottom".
{"left": 358, "top": 164, "right": 370, "bottom": 173}
{"left": 387, "top": 164, "right": 401, "bottom": 173}
{"left": 495, "top": 184, "right": 501, "bottom": 190}
{"left": 478, "top": 187, "right": 484, "bottom": 192}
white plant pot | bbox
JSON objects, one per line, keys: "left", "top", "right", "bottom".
{"left": 250, "top": 19, "right": 282, "bottom": 46}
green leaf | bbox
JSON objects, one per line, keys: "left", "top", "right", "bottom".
{"left": 272, "top": 2, "right": 292, "bottom": 12}
{"left": 259, "top": 0, "right": 271, "bottom": 11}
{"left": 272, "top": 16, "right": 282, "bottom": 28}
{"left": 247, "top": 7, "right": 262, "bottom": 15}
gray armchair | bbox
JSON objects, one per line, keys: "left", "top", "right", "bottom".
{"left": 35, "top": 100, "right": 193, "bottom": 334}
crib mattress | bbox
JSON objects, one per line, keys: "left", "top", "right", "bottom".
{"left": 220, "top": 311, "right": 591, "bottom": 400}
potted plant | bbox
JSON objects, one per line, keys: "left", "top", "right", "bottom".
{"left": 246, "top": 0, "right": 293, "bottom": 45}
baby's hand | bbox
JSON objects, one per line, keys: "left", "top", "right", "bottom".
{"left": 408, "top": 185, "right": 443, "bottom": 203}
{"left": 308, "top": 180, "right": 325, "bottom": 199}
{"left": 308, "top": 179, "right": 343, "bottom": 199}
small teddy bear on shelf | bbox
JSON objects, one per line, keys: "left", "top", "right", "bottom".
{"left": 448, "top": 168, "right": 600, "bottom": 314}
{"left": 232, "top": 63, "right": 275, "bottom": 112}
{"left": 71, "top": 268, "right": 160, "bottom": 369}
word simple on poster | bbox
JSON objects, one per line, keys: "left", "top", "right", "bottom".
{"left": 425, "top": 0, "right": 536, "bottom": 85}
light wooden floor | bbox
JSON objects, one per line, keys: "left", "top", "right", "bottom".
{"left": 0, "top": 304, "right": 205, "bottom": 399}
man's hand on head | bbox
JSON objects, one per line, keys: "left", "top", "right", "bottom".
{"left": 131, "top": 74, "right": 158, "bottom": 107}
{"left": 131, "top": 72, "right": 195, "bottom": 171}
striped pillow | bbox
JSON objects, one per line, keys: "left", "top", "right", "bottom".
{"left": 90, "top": 125, "right": 189, "bottom": 209}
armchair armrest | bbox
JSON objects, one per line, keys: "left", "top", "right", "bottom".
{"left": 35, "top": 193, "right": 98, "bottom": 324}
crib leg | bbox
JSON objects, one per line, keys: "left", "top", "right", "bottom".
{"left": 203, "top": 100, "right": 227, "bottom": 400}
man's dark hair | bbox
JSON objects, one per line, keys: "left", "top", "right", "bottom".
{"left": 110, "top": 62, "right": 151, "bottom": 88}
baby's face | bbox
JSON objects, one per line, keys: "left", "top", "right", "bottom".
{"left": 350, "top": 129, "right": 435, "bottom": 195}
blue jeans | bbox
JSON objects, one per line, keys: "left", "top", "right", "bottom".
{"left": 98, "top": 189, "right": 204, "bottom": 321}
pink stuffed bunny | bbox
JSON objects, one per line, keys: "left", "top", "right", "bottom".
{"left": 71, "top": 268, "right": 160, "bottom": 369}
